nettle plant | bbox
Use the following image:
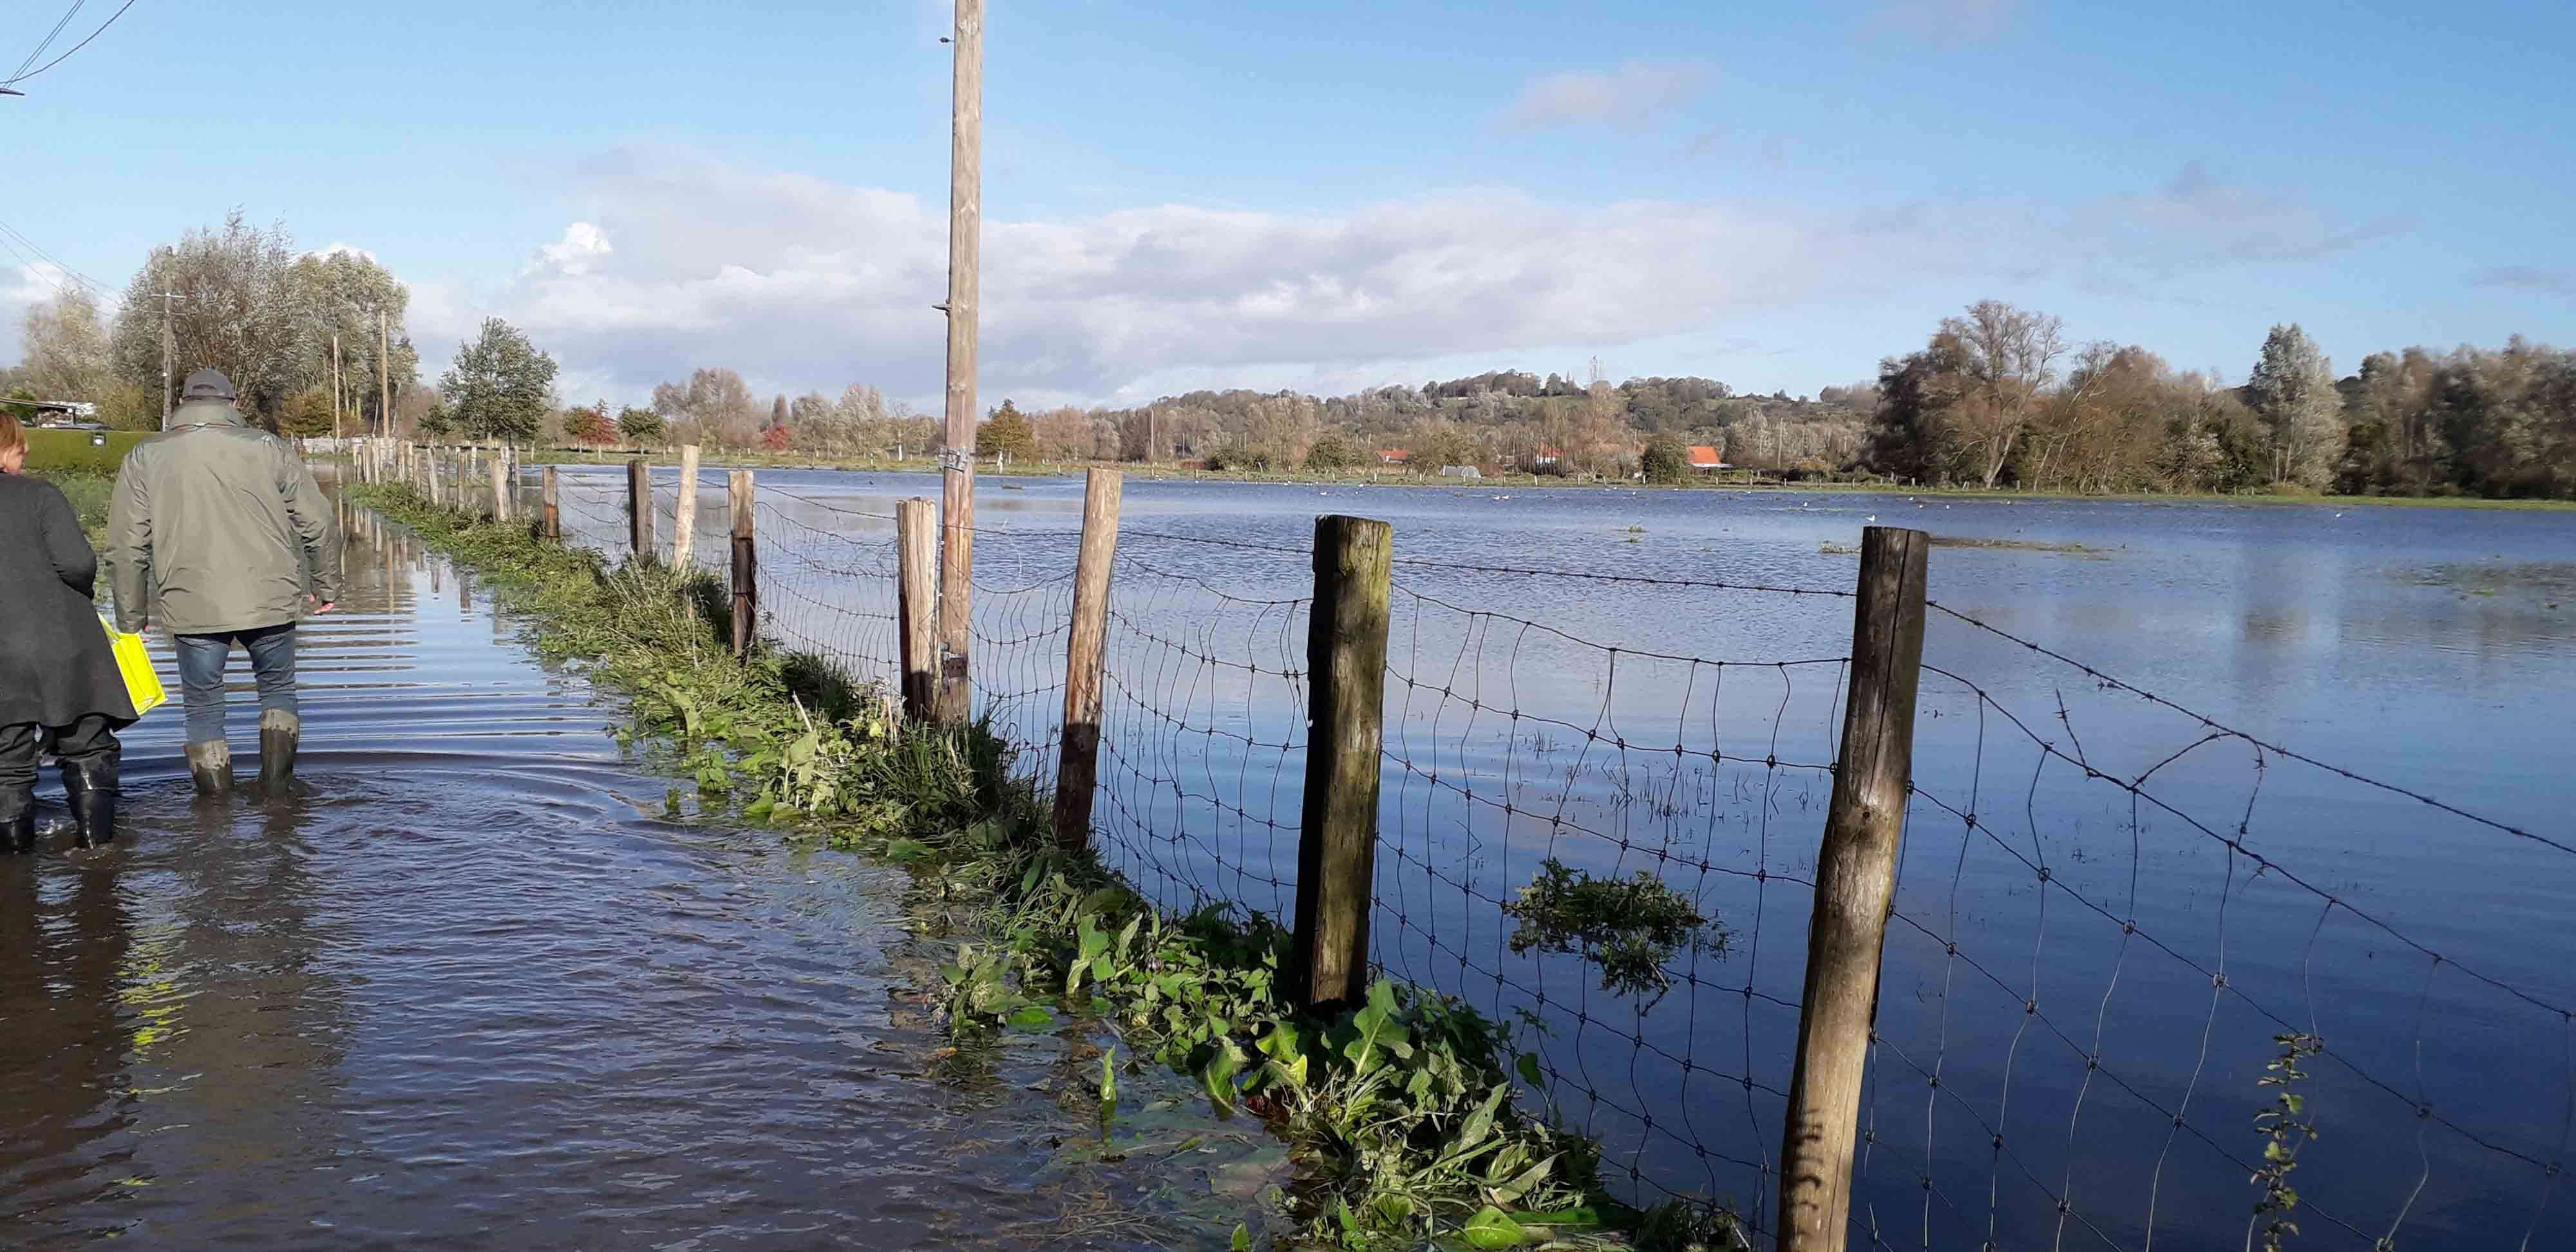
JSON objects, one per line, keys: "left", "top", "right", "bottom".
{"left": 1502, "top": 858, "right": 1730, "bottom": 1003}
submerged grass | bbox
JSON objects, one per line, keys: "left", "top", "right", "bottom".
{"left": 351, "top": 484, "right": 1741, "bottom": 1251}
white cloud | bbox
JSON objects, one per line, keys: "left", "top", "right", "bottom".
{"left": 439, "top": 149, "right": 2396, "bottom": 408}
{"left": 308, "top": 242, "right": 379, "bottom": 262}
{"left": 1499, "top": 60, "right": 1714, "bottom": 131}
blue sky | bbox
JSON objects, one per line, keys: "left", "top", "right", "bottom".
{"left": 3, "top": 0, "right": 2571, "bottom": 408}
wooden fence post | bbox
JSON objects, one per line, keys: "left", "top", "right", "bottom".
{"left": 1050, "top": 469, "right": 1122, "bottom": 849}
{"left": 674, "top": 444, "right": 701, "bottom": 568}
{"left": 729, "top": 470, "right": 757, "bottom": 659}
{"left": 897, "top": 498, "right": 938, "bottom": 723}
{"left": 627, "top": 459, "right": 652, "bottom": 561}
{"left": 489, "top": 455, "right": 509, "bottom": 522}
{"left": 541, "top": 466, "right": 560, "bottom": 538}
{"left": 1778, "top": 525, "right": 1931, "bottom": 1252}
{"left": 1291, "top": 515, "right": 1394, "bottom": 1012}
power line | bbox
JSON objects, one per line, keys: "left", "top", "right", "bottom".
{"left": 12, "top": 1, "right": 88, "bottom": 82}
{"left": 6, "top": 0, "right": 137, "bottom": 86}
{"left": 0, "top": 215, "right": 109, "bottom": 296}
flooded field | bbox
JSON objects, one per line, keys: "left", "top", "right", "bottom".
{"left": 554, "top": 466, "right": 2576, "bottom": 1249}
{"left": 0, "top": 495, "right": 1267, "bottom": 1249}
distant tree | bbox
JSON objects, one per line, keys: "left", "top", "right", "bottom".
{"left": 762, "top": 422, "right": 792, "bottom": 451}
{"left": 982, "top": 398, "right": 1037, "bottom": 461}
{"left": 1640, "top": 437, "right": 1690, "bottom": 484}
{"left": 1304, "top": 433, "right": 1362, "bottom": 471}
{"left": 567, "top": 404, "right": 617, "bottom": 445}
{"left": 616, "top": 405, "right": 665, "bottom": 444}
{"left": 18, "top": 289, "right": 109, "bottom": 402}
{"left": 277, "top": 388, "right": 336, "bottom": 438}
{"left": 438, "top": 318, "right": 557, "bottom": 444}
{"left": 2246, "top": 323, "right": 2344, "bottom": 489}
{"left": 418, "top": 401, "right": 456, "bottom": 439}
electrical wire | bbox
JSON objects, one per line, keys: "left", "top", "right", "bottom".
{"left": 8, "top": 0, "right": 137, "bottom": 86}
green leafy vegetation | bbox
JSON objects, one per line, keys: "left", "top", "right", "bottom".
{"left": 1502, "top": 859, "right": 1729, "bottom": 1000}
{"left": 354, "top": 483, "right": 1743, "bottom": 1249}
{"left": 2250, "top": 1032, "right": 2322, "bottom": 1251}
{"left": 22, "top": 428, "right": 146, "bottom": 475}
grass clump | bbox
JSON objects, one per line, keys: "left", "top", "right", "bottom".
{"left": 352, "top": 482, "right": 1745, "bottom": 1250}
{"left": 1502, "top": 859, "right": 1729, "bottom": 1001}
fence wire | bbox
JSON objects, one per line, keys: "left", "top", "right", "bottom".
{"left": 508, "top": 464, "right": 2572, "bottom": 1250}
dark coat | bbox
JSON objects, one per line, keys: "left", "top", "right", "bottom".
{"left": 0, "top": 473, "right": 137, "bottom": 729}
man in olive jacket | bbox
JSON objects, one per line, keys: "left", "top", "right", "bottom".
{"left": 105, "top": 369, "right": 344, "bottom": 793}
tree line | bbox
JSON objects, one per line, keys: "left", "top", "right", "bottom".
{"left": 11, "top": 220, "right": 2569, "bottom": 499}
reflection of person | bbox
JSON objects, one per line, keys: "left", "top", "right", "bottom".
{"left": 0, "top": 413, "right": 132, "bottom": 852}
{"left": 104, "top": 370, "right": 343, "bottom": 794}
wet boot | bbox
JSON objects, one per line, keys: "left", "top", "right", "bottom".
{"left": 187, "top": 741, "right": 235, "bottom": 797}
{"left": 0, "top": 783, "right": 33, "bottom": 855}
{"left": 61, "top": 755, "right": 118, "bottom": 849}
{"left": 258, "top": 711, "right": 301, "bottom": 788}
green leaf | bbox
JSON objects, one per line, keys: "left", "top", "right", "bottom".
{"left": 884, "top": 838, "right": 931, "bottom": 864}
{"left": 1490, "top": 1153, "right": 1558, "bottom": 1204}
{"left": 1199, "top": 1043, "right": 1244, "bottom": 1111}
{"left": 1005, "top": 1005, "right": 1054, "bottom": 1031}
{"left": 1457, "top": 1085, "right": 1507, "bottom": 1150}
{"left": 1232, "top": 1225, "right": 1252, "bottom": 1252}
{"left": 1099, "top": 1048, "right": 1119, "bottom": 1106}
{"left": 1459, "top": 1206, "right": 1527, "bottom": 1249}
{"left": 1516, "top": 1052, "right": 1544, "bottom": 1089}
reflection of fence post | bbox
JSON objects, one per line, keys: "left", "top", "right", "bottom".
{"left": 729, "top": 470, "right": 757, "bottom": 659}
{"left": 489, "top": 455, "right": 509, "bottom": 523}
{"left": 627, "top": 459, "right": 652, "bottom": 561}
{"left": 674, "top": 444, "right": 701, "bottom": 567}
{"left": 1779, "top": 524, "right": 1930, "bottom": 1252}
{"left": 1051, "top": 468, "right": 1123, "bottom": 850}
{"left": 1292, "top": 514, "right": 1394, "bottom": 1012}
{"left": 541, "top": 466, "right": 560, "bottom": 539}
{"left": 897, "top": 498, "right": 938, "bottom": 723}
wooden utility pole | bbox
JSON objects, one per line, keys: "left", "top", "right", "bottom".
{"left": 896, "top": 498, "right": 938, "bottom": 723}
{"left": 331, "top": 334, "right": 343, "bottom": 440}
{"left": 627, "top": 459, "right": 653, "bottom": 560}
{"left": 540, "top": 466, "right": 560, "bottom": 538}
{"left": 728, "top": 470, "right": 757, "bottom": 659}
{"left": 673, "top": 444, "right": 701, "bottom": 567}
{"left": 934, "top": 0, "right": 983, "bottom": 725}
{"left": 378, "top": 310, "right": 392, "bottom": 439}
{"left": 1291, "top": 515, "right": 1394, "bottom": 1012}
{"left": 1050, "top": 469, "right": 1122, "bottom": 849}
{"left": 1777, "top": 525, "right": 1931, "bottom": 1252}
{"left": 156, "top": 292, "right": 181, "bottom": 425}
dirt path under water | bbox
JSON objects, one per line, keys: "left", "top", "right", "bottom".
{"left": 0, "top": 499, "right": 1272, "bottom": 1250}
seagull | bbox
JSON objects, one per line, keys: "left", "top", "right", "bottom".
{"left": 1866, "top": 515, "right": 1877, "bottom": 523}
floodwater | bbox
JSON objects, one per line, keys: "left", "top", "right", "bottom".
{"left": 557, "top": 465, "right": 2576, "bottom": 1249}
{"left": 0, "top": 494, "right": 1272, "bottom": 1249}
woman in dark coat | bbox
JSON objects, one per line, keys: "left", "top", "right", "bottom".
{"left": 0, "top": 413, "right": 133, "bottom": 852}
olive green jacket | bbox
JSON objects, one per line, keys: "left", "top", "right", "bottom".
{"left": 104, "top": 401, "right": 345, "bottom": 635}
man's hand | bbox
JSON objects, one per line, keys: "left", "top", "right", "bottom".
{"left": 308, "top": 597, "right": 336, "bottom": 616}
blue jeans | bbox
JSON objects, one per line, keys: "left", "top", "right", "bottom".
{"left": 172, "top": 625, "right": 299, "bottom": 746}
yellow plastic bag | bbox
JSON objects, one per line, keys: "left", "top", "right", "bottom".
{"left": 99, "top": 616, "right": 168, "bottom": 717}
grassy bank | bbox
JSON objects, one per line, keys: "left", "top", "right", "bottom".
{"left": 350, "top": 483, "right": 1739, "bottom": 1251}
{"left": 24, "top": 428, "right": 149, "bottom": 475}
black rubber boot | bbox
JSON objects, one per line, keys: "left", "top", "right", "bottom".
{"left": 1, "top": 783, "right": 33, "bottom": 855}
{"left": 258, "top": 710, "right": 301, "bottom": 788}
{"left": 61, "top": 755, "right": 118, "bottom": 849}
{"left": 187, "top": 741, "right": 234, "bottom": 797}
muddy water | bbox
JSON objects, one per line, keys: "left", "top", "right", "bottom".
{"left": 0, "top": 499, "right": 1270, "bottom": 1249}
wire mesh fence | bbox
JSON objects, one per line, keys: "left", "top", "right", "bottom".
{"left": 500, "top": 460, "right": 2571, "bottom": 1249}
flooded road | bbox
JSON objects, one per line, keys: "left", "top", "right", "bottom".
{"left": 0, "top": 500, "right": 1267, "bottom": 1249}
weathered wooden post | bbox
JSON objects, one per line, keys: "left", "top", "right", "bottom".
{"left": 541, "top": 466, "right": 560, "bottom": 539}
{"left": 897, "top": 498, "right": 938, "bottom": 723}
{"left": 673, "top": 444, "right": 702, "bottom": 567}
{"left": 1291, "top": 515, "right": 1394, "bottom": 1012}
{"left": 1050, "top": 469, "right": 1122, "bottom": 849}
{"left": 489, "top": 456, "right": 509, "bottom": 523}
{"left": 729, "top": 470, "right": 757, "bottom": 659}
{"left": 935, "top": 0, "right": 984, "bottom": 727}
{"left": 627, "top": 459, "right": 652, "bottom": 562}
{"left": 1777, "top": 525, "right": 1931, "bottom": 1252}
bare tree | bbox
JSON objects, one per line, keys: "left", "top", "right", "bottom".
{"left": 1940, "top": 299, "right": 2067, "bottom": 490}
{"left": 17, "top": 288, "right": 109, "bottom": 401}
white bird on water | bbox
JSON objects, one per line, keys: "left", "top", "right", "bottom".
{"left": 1866, "top": 515, "right": 1877, "bottom": 523}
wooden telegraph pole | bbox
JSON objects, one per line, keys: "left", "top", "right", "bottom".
{"left": 331, "top": 334, "right": 343, "bottom": 441}
{"left": 934, "top": 0, "right": 983, "bottom": 725}
{"left": 378, "top": 310, "right": 392, "bottom": 438}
